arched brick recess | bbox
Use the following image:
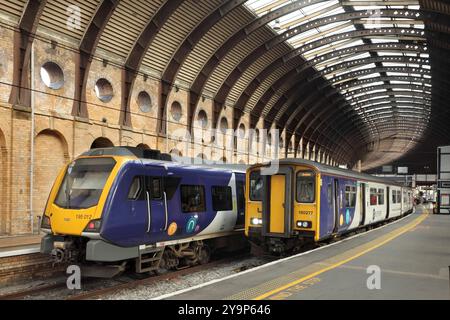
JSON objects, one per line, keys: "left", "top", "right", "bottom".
{"left": 91, "top": 137, "right": 114, "bottom": 149}
{"left": 33, "top": 129, "right": 69, "bottom": 229}
{"left": 137, "top": 143, "right": 150, "bottom": 150}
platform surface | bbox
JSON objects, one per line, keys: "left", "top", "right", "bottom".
{"left": 0, "top": 235, "right": 41, "bottom": 258}
{"left": 162, "top": 205, "right": 450, "bottom": 300}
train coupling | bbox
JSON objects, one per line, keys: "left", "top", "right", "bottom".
{"left": 50, "top": 241, "right": 79, "bottom": 263}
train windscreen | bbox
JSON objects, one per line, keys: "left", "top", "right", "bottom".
{"left": 54, "top": 157, "right": 116, "bottom": 209}
{"left": 249, "top": 171, "right": 263, "bottom": 201}
{"left": 296, "top": 171, "right": 315, "bottom": 203}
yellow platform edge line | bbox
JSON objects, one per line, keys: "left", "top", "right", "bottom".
{"left": 253, "top": 211, "right": 429, "bottom": 300}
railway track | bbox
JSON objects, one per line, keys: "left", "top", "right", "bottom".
{"left": 67, "top": 258, "right": 240, "bottom": 300}
{"left": 0, "top": 282, "right": 68, "bottom": 300}
{"left": 0, "top": 213, "right": 412, "bottom": 300}
{"left": 0, "top": 253, "right": 254, "bottom": 300}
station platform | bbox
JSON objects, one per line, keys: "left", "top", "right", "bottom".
{"left": 160, "top": 205, "right": 450, "bottom": 300}
{"left": 0, "top": 235, "right": 41, "bottom": 258}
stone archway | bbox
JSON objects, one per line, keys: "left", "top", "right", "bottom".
{"left": 33, "top": 129, "right": 69, "bottom": 232}
{"left": 0, "top": 128, "right": 7, "bottom": 235}
{"left": 91, "top": 137, "right": 114, "bottom": 149}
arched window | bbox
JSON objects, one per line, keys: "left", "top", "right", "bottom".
{"left": 171, "top": 101, "right": 182, "bottom": 122}
{"left": 197, "top": 110, "right": 208, "bottom": 129}
{"left": 220, "top": 117, "right": 228, "bottom": 134}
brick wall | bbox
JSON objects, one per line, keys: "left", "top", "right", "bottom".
{"left": 0, "top": 253, "right": 66, "bottom": 286}
{"left": 0, "top": 19, "right": 285, "bottom": 237}
{"left": 33, "top": 130, "right": 69, "bottom": 226}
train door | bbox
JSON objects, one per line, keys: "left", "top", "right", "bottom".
{"left": 144, "top": 165, "right": 168, "bottom": 235}
{"left": 235, "top": 178, "right": 246, "bottom": 228}
{"left": 333, "top": 178, "right": 340, "bottom": 233}
{"left": 386, "top": 187, "right": 390, "bottom": 219}
{"left": 359, "top": 183, "right": 366, "bottom": 226}
{"left": 105, "top": 164, "right": 167, "bottom": 246}
{"left": 262, "top": 167, "right": 293, "bottom": 237}
{"left": 270, "top": 175, "right": 285, "bottom": 233}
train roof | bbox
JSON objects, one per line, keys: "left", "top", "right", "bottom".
{"left": 254, "top": 158, "right": 409, "bottom": 188}
{"left": 81, "top": 147, "right": 247, "bottom": 173}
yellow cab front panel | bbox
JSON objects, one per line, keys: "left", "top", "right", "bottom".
{"left": 43, "top": 156, "right": 131, "bottom": 236}
{"left": 245, "top": 162, "right": 320, "bottom": 241}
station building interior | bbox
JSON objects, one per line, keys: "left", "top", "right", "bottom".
{"left": 1, "top": 0, "right": 449, "bottom": 237}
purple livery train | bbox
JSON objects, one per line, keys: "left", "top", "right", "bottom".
{"left": 40, "top": 147, "right": 247, "bottom": 276}
{"left": 245, "top": 159, "right": 414, "bottom": 254}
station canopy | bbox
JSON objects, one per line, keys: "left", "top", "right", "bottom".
{"left": 5, "top": 0, "right": 449, "bottom": 171}
{"left": 245, "top": 0, "right": 434, "bottom": 169}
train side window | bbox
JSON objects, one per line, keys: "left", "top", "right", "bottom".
{"left": 128, "top": 177, "right": 142, "bottom": 200}
{"left": 181, "top": 185, "right": 206, "bottom": 213}
{"left": 211, "top": 186, "right": 233, "bottom": 211}
{"left": 164, "top": 176, "right": 181, "bottom": 200}
{"left": 345, "top": 185, "right": 356, "bottom": 208}
{"left": 249, "top": 171, "right": 263, "bottom": 201}
{"left": 327, "top": 184, "right": 332, "bottom": 207}
{"left": 378, "top": 188, "right": 385, "bottom": 205}
{"left": 151, "top": 178, "right": 162, "bottom": 199}
{"left": 370, "top": 188, "right": 378, "bottom": 206}
{"left": 296, "top": 171, "right": 315, "bottom": 203}
{"left": 398, "top": 191, "right": 402, "bottom": 203}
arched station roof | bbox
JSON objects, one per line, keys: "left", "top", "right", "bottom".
{"left": 2, "top": 0, "right": 449, "bottom": 170}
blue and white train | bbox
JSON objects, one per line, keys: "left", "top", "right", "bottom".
{"left": 40, "top": 147, "right": 247, "bottom": 276}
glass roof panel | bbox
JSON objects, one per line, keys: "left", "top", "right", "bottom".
{"left": 244, "top": 0, "right": 430, "bottom": 140}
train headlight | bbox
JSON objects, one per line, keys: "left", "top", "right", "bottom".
{"left": 41, "top": 215, "right": 51, "bottom": 230}
{"left": 84, "top": 219, "right": 102, "bottom": 233}
{"left": 297, "top": 221, "right": 311, "bottom": 229}
{"left": 251, "top": 218, "right": 263, "bottom": 225}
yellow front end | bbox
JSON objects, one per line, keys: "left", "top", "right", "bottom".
{"left": 42, "top": 156, "right": 131, "bottom": 236}
{"left": 244, "top": 164, "right": 321, "bottom": 242}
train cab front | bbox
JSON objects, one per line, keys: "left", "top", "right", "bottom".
{"left": 39, "top": 156, "right": 123, "bottom": 265}
{"left": 245, "top": 162, "right": 320, "bottom": 255}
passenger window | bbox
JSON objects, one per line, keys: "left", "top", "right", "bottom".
{"left": 164, "top": 176, "right": 181, "bottom": 200}
{"left": 212, "top": 186, "right": 233, "bottom": 211}
{"left": 181, "top": 185, "right": 206, "bottom": 213}
{"left": 249, "top": 171, "right": 263, "bottom": 201}
{"left": 151, "top": 178, "right": 162, "bottom": 199}
{"left": 296, "top": 171, "right": 315, "bottom": 203}
{"left": 327, "top": 184, "right": 332, "bottom": 207}
{"left": 370, "top": 188, "right": 378, "bottom": 206}
{"left": 128, "top": 177, "right": 142, "bottom": 200}
{"left": 345, "top": 185, "right": 356, "bottom": 208}
{"left": 378, "top": 188, "right": 385, "bottom": 205}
